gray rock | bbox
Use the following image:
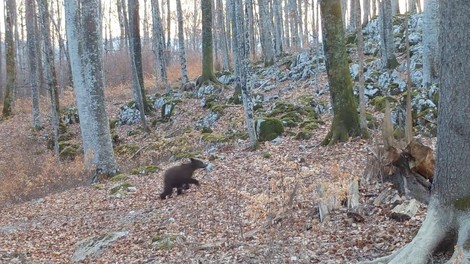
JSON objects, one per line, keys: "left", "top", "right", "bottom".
{"left": 72, "top": 231, "right": 129, "bottom": 262}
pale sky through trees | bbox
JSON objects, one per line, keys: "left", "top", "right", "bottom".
{"left": 0, "top": 0, "right": 423, "bottom": 40}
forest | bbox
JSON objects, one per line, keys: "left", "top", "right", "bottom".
{"left": 0, "top": 0, "right": 469, "bottom": 263}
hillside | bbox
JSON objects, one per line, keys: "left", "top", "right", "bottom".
{"left": 0, "top": 14, "right": 440, "bottom": 263}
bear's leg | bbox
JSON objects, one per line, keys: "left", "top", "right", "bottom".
{"left": 160, "top": 185, "right": 174, "bottom": 199}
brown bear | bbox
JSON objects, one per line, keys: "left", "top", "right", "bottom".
{"left": 160, "top": 158, "right": 207, "bottom": 199}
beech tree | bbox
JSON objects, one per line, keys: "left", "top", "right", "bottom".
{"left": 422, "top": 0, "right": 439, "bottom": 87}
{"left": 151, "top": 0, "right": 170, "bottom": 92}
{"left": 363, "top": 1, "right": 470, "bottom": 263}
{"left": 320, "top": 0, "right": 361, "bottom": 145}
{"left": 258, "top": 0, "right": 274, "bottom": 66}
{"left": 65, "top": 0, "right": 118, "bottom": 177}
{"left": 127, "top": 0, "right": 151, "bottom": 122}
{"left": 3, "top": 0, "right": 17, "bottom": 118}
{"left": 201, "top": 0, "right": 217, "bottom": 82}
{"left": 26, "top": 0, "right": 41, "bottom": 130}
{"left": 175, "top": 0, "right": 189, "bottom": 84}
{"left": 379, "top": 0, "right": 398, "bottom": 69}
{"left": 232, "top": 0, "right": 256, "bottom": 148}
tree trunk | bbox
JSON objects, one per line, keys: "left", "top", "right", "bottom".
{"left": 273, "top": 0, "right": 283, "bottom": 56}
{"left": 407, "top": 0, "right": 416, "bottom": 14}
{"left": 151, "top": 0, "right": 170, "bottom": 92}
{"left": 422, "top": 0, "right": 439, "bottom": 87}
{"left": 127, "top": 0, "right": 149, "bottom": 130}
{"left": 320, "top": 0, "right": 361, "bottom": 146}
{"left": 65, "top": 0, "right": 118, "bottom": 177}
{"left": 362, "top": 1, "right": 470, "bottom": 263}
{"left": 3, "top": 0, "right": 17, "bottom": 118}
{"left": 37, "top": 0, "right": 60, "bottom": 120}
{"left": 217, "top": 0, "right": 231, "bottom": 71}
{"left": 258, "top": 0, "right": 275, "bottom": 66}
{"left": 201, "top": 0, "right": 217, "bottom": 82}
{"left": 379, "top": 0, "right": 398, "bottom": 70}
{"left": 233, "top": 0, "right": 257, "bottom": 148}
{"left": 116, "top": 0, "right": 127, "bottom": 49}
{"left": 355, "top": 0, "right": 368, "bottom": 137}
{"left": 363, "top": 0, "right": 370, "bottom": 25}
{"left": 26, "top": 0, "right": 42, "bottom": 130}
{"left": 175, "top": 0, "right": 189, "bottom": 84}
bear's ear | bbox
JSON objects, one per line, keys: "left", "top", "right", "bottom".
{"left": 190, "top": 158, "right": 195, "bottom": 163}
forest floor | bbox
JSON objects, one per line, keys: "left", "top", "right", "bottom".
{"left": 0, "top": 53, "right": 436, "bottom": 263}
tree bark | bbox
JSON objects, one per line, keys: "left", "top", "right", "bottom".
{"left": 258, "top": 0, "right": 275, "bottom": 66}
{"left": 355, "top": 0, "right": 368, "bottom": 137}
{"left": 320, "top": 0, "right": 361, "bottom": 146}
{"left": 201, "top": 0, "right": 217, "bottom": 82}
{"left": 422, "top": 0, "right": 439, "bottom": 88}
{"left": 65, "top": 0, "right": 118, "bottom": 177}
{"left": 151, "top": 0, "right": 170, "bottom": 92}
{"left": 3, "top": 0, "right": 17, "bottom": 118}
{"left": 379, "top": 0, "right": 398, "bottom": 70}
{"left": 127, "top": 0, "right": 149, "bottom": 130}
{"left": 363, "top": 1, "right": 470, "bottom": 263}
{"left": 26, "top": 0, "right": 42, "bottom": 130}
{"left": 176, "top": 0, "right": 189, "bottom": 84}
{"left": 233, "top": 0, "right": 257, "bottom": 148}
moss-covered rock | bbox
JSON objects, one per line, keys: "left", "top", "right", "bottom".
{"left": 256, "top": 118, "right": 284, "bottom": 142}
{"left": 130, "top": 165, "right": 160, "bottom": 175}
{"left": 110, "top": 182, "right": 135, "bottom": 195}
{"left": 295, "top": 130, "right": 313, "bottom": 140}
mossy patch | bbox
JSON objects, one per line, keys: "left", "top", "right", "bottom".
{"left": 130, "top": 165, "right": 160, "bottom": 175}
{"left": 256, "top": 118, "right": 284, "bottom": 142}
{"left": 295, "top": 130, "right": 313, "bottom": 140}
{"left": 202, "top": 133, "right": 230, "bottom": 143}
{"left": 110, "top": 182, "right": 135, "bottom": 195}
{"left": 454, "top": 195, "right": 470, "bottom": 211}
{"left": 110, "top": 174, "right": 128, "bottom": 182}
{"left": 114, "top": 144, "right": 140, "bottom": 157}
{"left": 59, "top": 145, "right": 78, "bottom": 161}
{"left": 151, "top": 235, "right": 176, "bottom": 250}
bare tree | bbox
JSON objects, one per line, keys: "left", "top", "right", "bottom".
{"left": 151, "top": 0, "right": 170, "bottom": 92}
{"left": 175, "top": 0, "right": 189, "bottom": 84}
{"left": 3, "top": 0, "right": 17, "bottom": 118}
{"left": 363, "top": 1, "right": 470, "bottom": 263}
{"left": 379, "top": 0, "right": 398, "bottom": 69}
{"left": 233, "top": 0, "right": 256, "bottom": 148}
{"left": 217, "top": 0, "right": 231, "bottom": 71}
{"left": 26, "top": 0, "right": 41, "bottom": 130}
{"left": 355, "top": 0, "right": 368, "bottom": 137}
{"left": 422, "top": 0, "right": 439, "bottom": 88}
{"left": 320, "top": 0, "right": 362, "bottom": 145}
{"left": 37, "top": 0, "right": 61, "bottom": 142}
{"left": 65, "top": 0, "right": 118, "bottom": 177}
{"left": 273, "top": 0, "right": 283, "bottom": 56}
{"left": 258, "top": 0, "right": 275, "bottom": 66}
{"left": 127, "top": 0, "right": 149, "bottom": 130}
{"left": 201, "top": 0, "right": 217, "bottom": 82}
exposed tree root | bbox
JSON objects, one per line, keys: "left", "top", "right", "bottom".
{"left": 361, "top": 200, "right": 470, "bottom": 264}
